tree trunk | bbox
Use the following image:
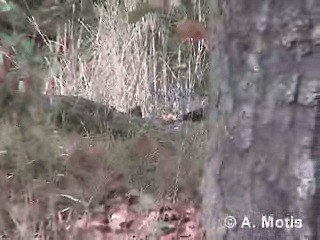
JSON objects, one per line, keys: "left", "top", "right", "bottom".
{"left": 202, "top": 0, "right": 320, "bottom": 239}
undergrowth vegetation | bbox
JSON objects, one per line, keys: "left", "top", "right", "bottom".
{"left": 0, "top": 0, "right": 210, "bottom": 238}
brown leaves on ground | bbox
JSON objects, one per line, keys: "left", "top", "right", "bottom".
{"left": 0, "top": 133, "right": 205, "bottom": 239}
{"left": 133, "top": 133, "right": 161, "bottom": 157}
{"left": 48, "top": 137, "right": 206, "bottom": 238}
{"left": 70, "top": 199, "right": 205, "bottom": 239}
{"left": 131, "top": 133, "right": 183, "bottom": 197}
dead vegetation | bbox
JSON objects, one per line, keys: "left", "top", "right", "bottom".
{"left": 0, "top": 114, "right": 209, "bottom": 238}
{"left": 0, "top": 0, "right": 210, "bottom": 238}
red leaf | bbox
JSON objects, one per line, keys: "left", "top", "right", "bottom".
{"left": 0, "top": 64, "right": 7, "bottom": 84}
{"left": 176, "top": 20, "right": 208, "bottom": 43}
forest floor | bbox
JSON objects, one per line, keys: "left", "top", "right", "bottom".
{"left": 0, "top": 0, "right": 210, "bottom": 238}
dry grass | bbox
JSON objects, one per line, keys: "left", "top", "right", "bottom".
{"left": 0, "top": 119, "right": 209, "bottom": 238}
{"left": 45, "top": 0, "right": 209, "bottom": 116}
{"left": 0, "top": 0, "right": 211, "bottom": 238}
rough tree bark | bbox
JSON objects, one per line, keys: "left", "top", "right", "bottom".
{"left": 202, "top": 0, "right": 320, "bottom": 239}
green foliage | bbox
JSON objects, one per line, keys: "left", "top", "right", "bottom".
{"left": 0, "top": 0, "right": 59, "bottom": 178}
{"left": 0, "top": 120, "right": 62, "bottom": 179}
{"left": 0, "top": 32, "right": 24, "bottom": 47}
{"left": 0, "top": 1, "right": 27, "bottom": 29}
